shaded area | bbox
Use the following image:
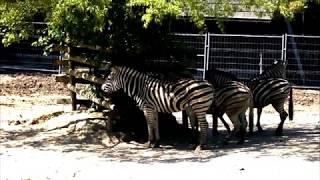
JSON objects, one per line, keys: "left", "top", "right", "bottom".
{"left": 1, "top": 112, "right": 319, "bottom": 163}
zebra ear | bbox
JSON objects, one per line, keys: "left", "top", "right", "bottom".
{"left": 110, "top": 66, "right": 118, "bottom": 72}
{"left": 104, "top": 62, "right": 112, "bottom": 70}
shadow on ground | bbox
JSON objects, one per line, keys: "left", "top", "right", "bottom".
{"left": 1, "top": 115, "right": 319, "bottom": 163}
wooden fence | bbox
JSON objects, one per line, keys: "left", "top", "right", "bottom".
{"left": 54, "top": 44, "right": 114, "bottom": 130}
{"left": 54, "top": 44, "right": 190, "bottom": 130}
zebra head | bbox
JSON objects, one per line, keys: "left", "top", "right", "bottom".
{"left": 273, "top": 59, "right": 287, "bottom": 67}
{"left": 101, "top": 66, "right": 121, "bottom": 94}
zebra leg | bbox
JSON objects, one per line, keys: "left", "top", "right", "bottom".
{"left": 226, "top": 113, "right": 241, "bottom": 140}
{"left": 237, "top": 112, "right": 247, "bottom": 145}
{"left": 219, "top": 115, "right": 231, "bottom": 135}
{"left": 212, "top": 113, "right": 219, "bottom": 136}
{"left": 220, "top": 114, "right": 232, "bottom": 145}
{"left": 186, "top": 107, "right": 198, "bottom": 132}
{"left": 143, "top": 108, "right": 160, "bottom": 148}
{"left": 185, "top": 108, "right": 199, "bottom": 143}
{"left": 153, "top": 111, "right": 160, "bottom": 148}
{"left": 195, "top": 112, "right": 209, "bottom": 150}
{"left": 256, "top": 108, "right": 263, "bottom": 132}
{"left": 249, "top": 107, "right": 254, "bottom": 134}
{"left": 273, "top": 102, "right": 288, "bottom": 136}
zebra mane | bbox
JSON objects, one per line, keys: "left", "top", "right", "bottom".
{"left": 117, "top": 66, "right": 166, "bottom": 84}
{"left": 206, "top": 68, "right": 238, "bottom": 80}
{"left": 250, "top": 59, "right": 286, "bottom": 82}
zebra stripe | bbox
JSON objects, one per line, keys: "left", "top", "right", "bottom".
{"left": 102, "top": 66, "right": 214, "bottom": 149}
{"left": 248, "top": 78, "right": 292, "bottom": 135}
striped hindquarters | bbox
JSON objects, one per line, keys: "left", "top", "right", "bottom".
{"left": 214, "top": 81, "right": 251, "bottom": 115}
{"left": 251, "top": 78, "right": 290, "bottom": 108}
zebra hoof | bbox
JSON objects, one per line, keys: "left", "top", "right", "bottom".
{"left": 147, "top": 142, "right": 153, "bottom": 148}
{"left": 147, "top": 141, "right": 161, "bottom": 148}
{"left": 152, "top": 141, "right": 161, "bottom": 148}
{"left": 257, "top": 128, "right": 264, "bottom": 133}
{"left": 195, "top": 144, "right": 211, "bottom": 151}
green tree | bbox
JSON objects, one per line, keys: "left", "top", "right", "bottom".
{"left": 0, "top": 0, "right": 311, "bottom": 60}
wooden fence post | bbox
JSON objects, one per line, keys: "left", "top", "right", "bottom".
{"left": 67, "top": 47, "right": 77, "bottom": 111}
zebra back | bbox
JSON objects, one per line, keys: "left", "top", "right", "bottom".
{"left": 250, "top": 59, "right": 286, "bottom": 82}
{"left": 205, "top": 69, "right": 239, "bottom": 88}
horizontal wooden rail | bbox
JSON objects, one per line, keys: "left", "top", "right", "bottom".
{"left": 66, "top": 83, "right": 111, "bottom": 109}
{"left": 55, "top": 56, "right": 110, "bottom": 69}
{"left": 64, "top": 69, "right": 105, "bottom": 84}
{"left": 55, "top": 74, "right": 97, "bottom": 84}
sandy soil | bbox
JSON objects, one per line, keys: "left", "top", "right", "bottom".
{"left": 0, "top": 73, "right": 319, "bottom": 180}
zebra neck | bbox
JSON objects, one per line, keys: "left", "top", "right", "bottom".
{"left": 121, "top": 71, "right": 146, "bottom": 100}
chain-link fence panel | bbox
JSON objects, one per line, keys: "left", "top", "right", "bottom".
{"left": 286, "top": 35, "right": 320, "bottom": 87}
{"left": 207, "top": 33, "right": 283, "bottom": 81}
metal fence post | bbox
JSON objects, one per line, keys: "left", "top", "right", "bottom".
{"left": 283, "top": 34, "right": 287, "bottom": 64}
{"left": 259, "top": 52, "right": 263, "bottom": 74}
{"left": 202, "top": 33, "right": 208, "bottom": 80}
{"left": 206, "top": 32, "right": 210, "bottom": 71}
{"left": 283, "top": 34, "right": 288, "bottom": 79}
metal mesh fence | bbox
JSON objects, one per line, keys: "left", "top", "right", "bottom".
{"left": 147, "top": 33, "right": 319, "bottom": 88}
{"left": 286, "top": 35, "right": 320, "bottom": 87}
{"left": 170, "top": 33, "right": 207, "bottom": 80}
{"left": 1, "top": 32, "right": 319, "bottom": 88}
{"left": 0, "top": 41, "right": 59, "bottom": 73}
{"left": 207, "top": 34, "right": 283, "bottom": 81}
{"left": 146, "top": 33, "right": 207, "bottom": 80}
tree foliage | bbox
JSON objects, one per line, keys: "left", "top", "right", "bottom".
{"left": 0, "top": 0, "right": 311, "bottom": 60}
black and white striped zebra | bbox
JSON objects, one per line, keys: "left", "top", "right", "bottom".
{"left": 205, "top": 66, "right": 293, "bottom": 136}
{"left": 247, "top": 59, "right": 293, "bottom": 135}
{"left": 101, "top": 65, "right": 214, "bottom": 149}
{"left": 205, "top": 69, "right": 252, "bottom": 144}
{"left": 212, "top": 81, "right": 251, "bottom": 142}
{"left": 248, "top": 78, "right": 293, "bottom": 135}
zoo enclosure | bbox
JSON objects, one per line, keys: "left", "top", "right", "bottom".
{"left": 166, "top": 33, "right": 320, "bottom": 88}
{"left": 1, "top": 33, "right": 319, "bottom": 88}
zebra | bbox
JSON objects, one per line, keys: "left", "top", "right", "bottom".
{"left": 246, "top": 59, "right": 293, "bottom": 135}
{"left": 101, "top": 65, "right": 214, "bottom": 149}
{"left": 187, "top": 69, "right": 251, "bottom": 144}
{"left": 205, "top": 66, "right": 293, "bottom": 136}
{"left": 204, "top": 69, "right": 252, "bottom": 144}
{"left": 211, "top": 81, "right": 251, "bottom": 143}
{"left": 248, "top": 79, "right": 293, "bottom": 135}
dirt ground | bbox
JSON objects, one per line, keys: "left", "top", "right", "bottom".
{"left": 0, "top": 73, "right": 319, "bottom": 180}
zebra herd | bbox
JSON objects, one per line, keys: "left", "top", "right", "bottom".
{"left": 101, "top": 59, "right": 293, "bottom": 150}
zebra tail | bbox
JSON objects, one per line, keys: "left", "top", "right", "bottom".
{"left": 288, "top": 86, "right": 294, "bottom": 121}
{"left": 248, "top": 93, "right": 254, "bottom": 133}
